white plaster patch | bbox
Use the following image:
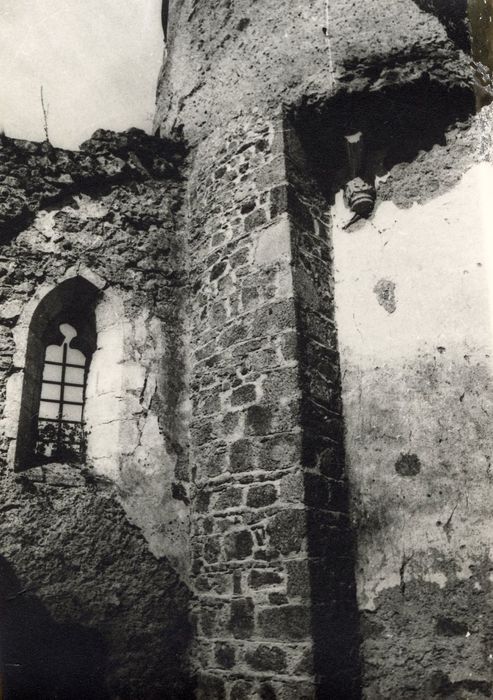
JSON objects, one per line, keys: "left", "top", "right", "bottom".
{"left": 333, "top": 161, "right": 493, "bottom": 366}
{"left": 2, "top": 372, "right": 23, "bottom": 440}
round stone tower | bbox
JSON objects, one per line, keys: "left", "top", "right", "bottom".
{"left": 155, "top": 2, "right": 492, "bottom": 699}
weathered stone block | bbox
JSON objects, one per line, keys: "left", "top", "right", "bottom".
{"left": 195, "top": 490, "right": 211, "bottom": 513}
{"left": 254, "top": 217, "right": 291, "bottom": 267}
{"left": 230, "top": 679, "right": 255, "bottom": 700}
{"left": 231, "top": 383, "right": 257, "bottom": 407}
{"left": 196, "top": 673, "right": 226, "bottom": 700}
{"left": 245, "top": 644, "right": 287, "bottom": 672}
{"left": 229, "top": 598, "right": 255, "bottom": 639}
{"left": 247, "top": 483, "right": 277, "bottom": 508}
{"left": 214, "top": 486, "right": 243, "bottom": 511}
{"left": 262, "top": 367, "right": 300, "bottom": 403}
{"left": 270, "top": 184, "right": 288, "bottom": 219}
{"left": 269, "top": 593, "right": 289, "bottom": 605}
{"left": 259, "top": 434, "right": 301, "bottom": 470}
{"left": 210, "top": 261, "right": 227, "bottom": 281}
{"left": 203, "top": 537, "right": 221, "bottom": 563}
{"left": 254, "top": 299, "right": 296, "bottom": 337}
{"left": 280, "top": 472, "right": 304, "bottom": 503}
{"left": 258, "top": 605, "right": 311, "bottom": 641}
{"left": 245, "top": 404, "right": 272, "bottom": 435}
{"left": 215, "top": 642, "right": 236, "bottom": 669}
{"left": 241, "top": 285, "right": 260, "bottom": 310}
{"left": 248, "top": 569, "right": 283, "bottom": 589}
{"left": 230, "top": 439, "right": 255, "bottom": 473}
{"left": 268, "top": 509, "right": 306, "bottom": 555}
{"left": 224, "top": 529, "right": 254, "bottom": 560}
{"left": 244, "top": 208, "right": 267, "bottom": 232}
{"left": 286, "top": 559, "right": 310, "bottom": 598}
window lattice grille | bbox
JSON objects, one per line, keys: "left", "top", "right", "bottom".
{"left": 36, "top": 324, "right": 87, "bottom": 461}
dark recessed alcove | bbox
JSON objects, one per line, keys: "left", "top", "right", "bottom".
{"left": 290, "top": 79, "right": 476, "bottom": 202}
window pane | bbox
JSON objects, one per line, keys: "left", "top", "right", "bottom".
{"left": 43, "top": 364, "right": 62, "bottom": 382}
{"left": 64, "top": 385, "right": 84, "bottom": 403}
{"left": 65, "top": 366, "right": 85, "bottom": 384}
{"left": 45, "top": 345, "right": 64, "bottom": 362}
{"left": 62, "top": 403, "right": 83, "bottom": 422}
{"left": 41, "top": 383, "right": 61, "bottom": 401}
{"left": 66, "top": 347, "right": 86, "bottom": 367}
{"left": 39, "top": 401, "right": 59, "bottom": 420}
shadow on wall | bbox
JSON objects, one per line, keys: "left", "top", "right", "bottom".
{"left": 411, "top": 0, "right": 470, "bottom": 50}
{"left": 0, "top": 556, "right": 108, "bottom": 700}
{"left": 0, "top": 477, "right": 194, "bottom": 700}
{"left": 300, "top": 347, "right": 362, "bottom": 700}
{"left": 284, "top": 110, "right": 363, "bottom": 697}
{"left": 293, "top": 78, "right": 477, "bottom": 204}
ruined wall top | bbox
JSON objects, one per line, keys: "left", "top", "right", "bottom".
{"left": 0, "top": 128, "right": 185, "bottom": 240}
{"left": 154, "top": 0, "right": 474, "bottom": 144}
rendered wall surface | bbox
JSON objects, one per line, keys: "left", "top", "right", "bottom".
{"left": 332, "top": 108, "right": 493, "bottom": 698}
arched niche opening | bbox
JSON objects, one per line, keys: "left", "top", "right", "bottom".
{"left": 15, "top": 277, "right": 99, "bottom": 471}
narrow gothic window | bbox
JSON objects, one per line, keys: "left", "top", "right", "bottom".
{"left": 36, "top": 323, "right": 88, "bottom": 462}
{"left": 14, "top": 276, "right": 98, "bottom": 471}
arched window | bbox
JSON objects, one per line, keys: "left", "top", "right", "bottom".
{"left": 14, "top": 277, "right": 98, "bottom": 471}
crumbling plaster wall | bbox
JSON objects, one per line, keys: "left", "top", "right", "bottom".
{"left": 155, "top": 0, "right": 472, "bottom": 144}
{"left": 0, "top": 131, "right": 192, "bottom": 697}
{"left": 332, "top": 107, "right": 493, "bottom": 697}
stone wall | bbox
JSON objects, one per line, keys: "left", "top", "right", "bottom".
{"left": 154, "top": 0, "right": 493, "bottom": 693}
{"left": 0, "top": 130, "right": 192, "bottom": 698}
{"left": 186, "top": 110, "right": 316, "bottom": 699}
{"left": 183, "top": 97, "right": 362, "bottom": 695}
{"left": 154, "top": 0, "right": 493, "bottom": 692}
{"left": 3, "top": 0, "right": 493, "bottom": 696}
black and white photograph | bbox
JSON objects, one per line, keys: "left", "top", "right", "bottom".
{"left": 0, "top": 1, "right": 492, "bottom": 698}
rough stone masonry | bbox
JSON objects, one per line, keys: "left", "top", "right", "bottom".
{"left": 1, "top": 1, "right": 493, "bottom": 699}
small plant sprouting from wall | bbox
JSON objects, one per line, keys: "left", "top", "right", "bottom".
{"left": 40, "top": 85, "right": 50, "bottom": 143}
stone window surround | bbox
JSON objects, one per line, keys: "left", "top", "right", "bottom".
{"left": 4, "top": 266, "right": 126, "bottom": 479}
{"left": 3, "top": 264, "right": 190, "bottom": 569}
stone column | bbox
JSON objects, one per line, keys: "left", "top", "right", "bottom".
{"left": 187, "top": 110, "right": 360, "bottom": 699}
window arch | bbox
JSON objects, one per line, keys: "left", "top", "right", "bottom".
{"left": 15, "top": 277, "right": 98, "bottom": 471}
